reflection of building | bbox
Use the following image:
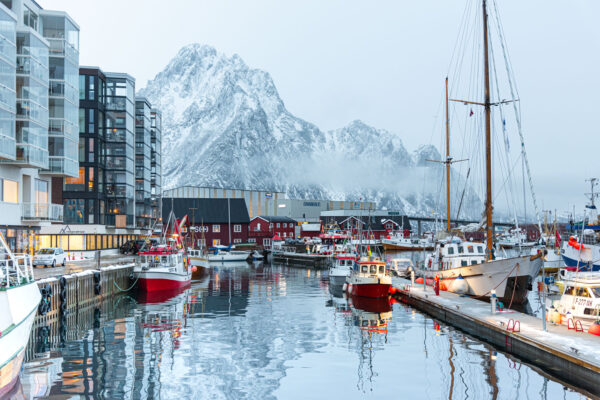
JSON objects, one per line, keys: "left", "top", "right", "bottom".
{"left": 0, "top": 0, "right": 79, "bottom": 253}
{"left": 162, "top": 198, "right": 250, "bottom": 247}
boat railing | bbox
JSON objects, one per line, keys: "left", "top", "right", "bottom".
{"left": 0, "top": 252, "right": 35, "bottom": 289}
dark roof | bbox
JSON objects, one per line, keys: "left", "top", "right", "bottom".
{"left": 320, "top": 215, "right": 410, "bottom": 231}
{"left": 253, "top": 216, "right": 297, "bottom": 223}
{"left": 162, "top": 198, "right": 250, "bottom": 224}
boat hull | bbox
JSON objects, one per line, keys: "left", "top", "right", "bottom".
{"left": 329, "top": 274, "right": 348, "bottom": 286}
{"left": 382, "top": 242, "right": 433, "bottom": 251}
{"left": 349, "top": 283, "right": 391, "bottom": 298}
{"left": 0, "top": 282, "right": 40, "bottom": 395}
{"left": 207, "top": 253, "right": 249, "bottom": 262}
{"left": 561, "top": 243, "right": 600, "bottom": 271}
{"left": 421, "top": 254, "right": 542, "bottom": 304}
{"left": 135, "top": 270, "right": 191, "bottom": 292}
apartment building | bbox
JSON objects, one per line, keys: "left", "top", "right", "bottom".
{"left": 0, "top": 0, "right": 79, "bottom": 253}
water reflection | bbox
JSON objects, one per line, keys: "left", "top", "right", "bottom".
{"left": 19, "top": 261, "right": 592, "bottom": 399}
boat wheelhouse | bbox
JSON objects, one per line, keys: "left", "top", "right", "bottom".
{"left": 550, "top": 271, "right": 600, "bottom": 329}
{"left": 136, "top": 244, "right": 192, "bottom": 291}
{"left": 347, "top": 257, "right": 391, "bottom": 298}
{"left": 329, "top": 254, "right": 356, "bottom": 286}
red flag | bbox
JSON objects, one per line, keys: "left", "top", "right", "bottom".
{"left": 469, "top": 109, "right": 474, "bottom": 117}
{"left": 555, "top": 231, "right": 561, "bottom": 248}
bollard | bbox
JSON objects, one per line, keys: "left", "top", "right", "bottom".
{"left": 410, "top": 268, "right": 415, "bottom": 285}
{"left": 434, "top": 275, "right": 440, "bottom": 296}
{"left": 491, "top": 290, "right": 497, "bottom": 314}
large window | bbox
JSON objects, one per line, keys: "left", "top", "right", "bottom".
{"left": 234, "top": 224, "right": 241, "bottom": 233}
{"left": 213, "top": 224, "right": 220, "bottom": 233}
{"left": 3, "top": 179, "right": 18, "bottom": 203}
{"left": 35, "top": 179, "right": 48, "bottom": 204}
{"left": 64, "top": 199, "right": 84, "bottom": 223}
{"left": 64, "top": 167, "right": 85, "bottom": 191}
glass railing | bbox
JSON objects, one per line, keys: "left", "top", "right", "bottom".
{"left": 21, "top": 202, "right": 63, "bottom": 222}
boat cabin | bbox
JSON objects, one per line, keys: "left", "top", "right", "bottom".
{"left": 434, "top": 241, "right": 486, "bottom": 270}
{"left": 558, "top": 274, "right": 600, "bottom": 319}
{"left": 138, "top": 245, "right": 185, "bottom": 270}
{"left": 353, "top": 259, "right": 388, "bottom": 278}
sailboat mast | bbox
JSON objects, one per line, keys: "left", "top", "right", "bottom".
{"left": 445, "top": 77, "right": 451, "bottom": 232}
{"left": 482, "top": 0, "right": 494, "bottom": 259}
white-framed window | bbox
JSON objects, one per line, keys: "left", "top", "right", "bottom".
{"left": 257, "top": 223, "right": 261, "bottom": 231}
{"left": 276, "top": 223, "right": 280, "bottom": 228}
{"left": 213, "top": 224, "right": 220, "bottom": 233}
{"left": 270, "top": 223, "right": 273, "bottom": 229}
{"left": 263, "top": 238, "right": 271, "bottom": 247}
{"left": 283, "top": 232, "right": 287, "bottom": 237}
{"left": 248, "top": 238, "right": 256, "bottom": 243}
{"left": 233, "top": 238, "right": 242, "bottom": 244}
{"left": 2, "top": 178, "right": 18, "bottom": 203}
{"left": 198, "top": 239, "right": 206, "bottom": 246}
{"left": 283, "top": 223, "right": 287, "bottom": 228}
{"left": 234, "top": 224, "right": 241, "bottom": 232}
{"left": 212, "top": 239, "right": 220, "bottom": 246}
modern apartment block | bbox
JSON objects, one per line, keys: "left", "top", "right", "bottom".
{"left": 135, "top": 97, "right": 151, "bottom": 229}
{"left": 150, "top": 109, "right": 161, "bottom": 220}
{"left": 0, "top": 0, "right": 78, "bottom": 253}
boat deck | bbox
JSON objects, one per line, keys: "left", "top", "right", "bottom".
{"left": 392, "top": 277, "right": 600, "bottom": 396}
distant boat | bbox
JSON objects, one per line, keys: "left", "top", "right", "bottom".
{"left": 496, "top": 228, "right": 536, "bottom": 249}
{"left": 0, "top": 233, "right": 41, "bottom": 396}
{"left": 208, "top": 246, "right": 250, "bottom": 262}
{"left": 329, "top": 253, "right": 356, "bottom": 286}
{"left": 382, "top": 233, "right": 434, "bottom": 251}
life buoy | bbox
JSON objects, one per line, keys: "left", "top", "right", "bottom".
{"left": 568, "top": 238, "right": 584, "bottom": 250}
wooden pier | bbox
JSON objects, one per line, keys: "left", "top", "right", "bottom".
{"left": 393, "top": 278, "right": 600, "bottom": 397}
{"left": 272, "top": 251, "right": 330, "bottom": 269}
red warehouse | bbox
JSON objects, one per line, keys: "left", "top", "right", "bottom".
{"left": 249, "top": 216, "right": 297, "bottom": 248}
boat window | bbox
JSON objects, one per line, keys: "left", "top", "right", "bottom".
{"left": 370, "top": 265, "right": 377, "bottom": 274}
{"left": 467, "top": 246, "right": 474, "bottom": 254}
{"left": 140, "top": 255, "right": 146, "bottom": 263}
{"left": 447, "top": 247, "right": 455, "bottom": 255}
{"left": 576, "top": 287, "right": 591, "bottom": 298}
{"left": 471, "top": 260, "right": 477, "bottom": 265}
{"left": 477, "top": 246, "right": 484, "bottom": 254}
{"left": 379, "top": 265, "right": 385, "bottom": 274}
{"left": 591, "top": 287, "right": 600, "bottom": 297}
{"left": 361, "top": 265, "right": 368, "bottom": 273}
{"left": 461, "top": 260, "right": 468, "bottom": 267}
{"left": 584, "top": 307, "right": 600, "bottom": 316}
{"left": 564, "top": 286, "right": 575, "bottom": 295}
{"left": 458, "top": 246, "right": 464, "bottom": 253}
{"left": 161, "top": 256, "right": 168, "bottom": 264}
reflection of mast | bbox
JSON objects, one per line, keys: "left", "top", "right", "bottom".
{"left": 448, "top": 336, "right": 455, "bottom": 400}
{"left": 486, "top": 348, "right": 499, "bottom": 400}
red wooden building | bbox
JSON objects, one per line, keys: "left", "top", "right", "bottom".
{"left": 249, "top": 216, "right": 297, "bottom": 248}
{"left": 162, "top": 198, "right": 250, "bottom": 248}
{"left": 300, "top": 222, "right": 322, "bottom": 238}
{"left": 320, "top": 215, "right": 410, "bottom": 240}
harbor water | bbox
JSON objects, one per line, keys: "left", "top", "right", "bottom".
{"left": 17, "top": 259, "right": 591, "bottom": 399}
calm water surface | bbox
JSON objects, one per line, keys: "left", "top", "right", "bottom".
{"left": 19, "top": 260, "right": 591, "bottom": 399}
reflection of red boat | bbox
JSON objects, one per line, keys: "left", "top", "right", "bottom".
{"left": 351, "top": 296, "right": 392, "bottom": 314}
{"left": 136, "top": 286, "right": 187, "bottom": 304}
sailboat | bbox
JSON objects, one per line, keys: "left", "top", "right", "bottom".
{"left": 418, "top": 0, "right": 542, "bottom": 304}
{"left": 0, "top": 233, "right": 41, "bottom": 396}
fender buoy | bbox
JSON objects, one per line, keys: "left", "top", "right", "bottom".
{"left": 416, "top": 277, "right": 424, "bottom": 284}
{"left": 191, "top": 266, "right": 197, "bottom": 273}
{"left": 589, "top": 322, "right": 600, "bottom": 336}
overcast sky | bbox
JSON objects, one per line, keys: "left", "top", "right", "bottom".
{"left": 41, "top": 0, "right": 600, "bottom": 216}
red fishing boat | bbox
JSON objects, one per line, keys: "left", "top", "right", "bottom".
{"left": 346, "top": 256, "right": 391, "bottom": 298}
{"left": 134, "top": 212, "right": 193, "bottom": 292}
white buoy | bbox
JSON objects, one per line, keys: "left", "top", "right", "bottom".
{"left": 450, "top": 274, "right": 468, "bottom": 294}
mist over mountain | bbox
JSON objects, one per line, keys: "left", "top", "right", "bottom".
{"left": 139, "top": 44, "right": 482, "bottom": 218}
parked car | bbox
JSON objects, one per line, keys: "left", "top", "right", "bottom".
{"left": 33, "top": 248, "right": 67, "bottom": 268}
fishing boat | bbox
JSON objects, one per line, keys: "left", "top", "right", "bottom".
{"left": 0, "top": 233, "right": 41, "bottom": 396}
{"left": 188, "top": 247, "right": 209, "bottom": 267}
{"left": 561, "top": 234, "right": 600, "bottom": 272}
{"left": 497, "top": 228, "right": 536, "bottom": 249}
{"left": 388, "top": 258, "right": 414, "bottom": 277}
{"left": 134, "top": 212, "right": 192, "bottom": 292}
{"left": 346, "top": 256, "right": 391, "bottom": 298}
{"left": 415, "top": 0, "right": 543, "bottom": 304}
{"left": 329, "top": 253, "right": 356, "bottom": 286}
{"left": 381, "top": 233, "right": 434, "bottom": 251}
{"left": 547, "top": 271, "right": 600, "bottom": 330}
{"left": 207, "top": 245, "right": 250, "bottom": 262}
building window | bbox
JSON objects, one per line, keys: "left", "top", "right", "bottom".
{"left": 233, "top": 239, "right": 241, "bottom": 244}
{"left": 79, "top": 75, "right": 85, "bottom": 100}
{"left": 248, "top": 238, "right": 256, "bottom": 243}
{"left": 276, "top": 223, "right": 280, "bottom": 228}
{"left": 88, "top": 77, "right": 95, "bottom": 100}
{"left": 256, "top": 223, "right": 261, "bottom": 231}
{"left": 3, "top": 179, "right": 18, "bottom": 203}
{"left": 283, "top": 223, "right": 287, "bottom": 228}
{"left": 65, "top": 167, "right": 85, "bottom": 191}
{"left": 88, "top": 138, "right": 94, "bottom": 162}
{"left": 79, "top": 108, "right": 85, "bottom": 134}
{"left": 270, "top": 223, "right": 273, "bottom": 229}
{"left": 212, "top": 239, "right": 220, "bottom": 247}
{"left": 88, "top": 109, "right": 95, "bottom": 133}
{"left": 212, "top": 225, "right": 220, "bottom": 233}
{"left": 263, "top": 239, "right": 271, "bottom": 247}
{"left": 35, "top": 179, "right": 48, "bottom": 204}
{"left": 234, "top": 224, "right": 241, "bottom": 233}
{"left": 88, "top": 167, "right": 94, "bottom": 191}
{"left": 88, "top": 199, "right": 95, "bottom": 224}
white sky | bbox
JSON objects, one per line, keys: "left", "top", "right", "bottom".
{"left": 40, "top": 0, "right": 600, "bottom": 215}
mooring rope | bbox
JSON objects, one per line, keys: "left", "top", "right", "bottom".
{"left": 113, "top": 272, "right": 139, "bottom": 292}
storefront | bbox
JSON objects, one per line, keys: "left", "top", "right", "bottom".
{"left": 35, "top": 233, "right": 138, "bottom": 252}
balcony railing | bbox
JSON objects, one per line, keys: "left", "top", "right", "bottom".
{"left": 21, "top": 202, "right": 63, "bottom": 222}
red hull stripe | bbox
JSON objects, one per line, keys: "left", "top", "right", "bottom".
{"left": 137, "top": 277, "right": 190, "bottom": 292}
{"left": 351, "top": 283, "right": 391, "bottom": 298}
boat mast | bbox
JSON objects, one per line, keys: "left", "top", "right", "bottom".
{"left": 445, "top": 77, "right": 451, "bottom": 233}
{"left": 482, "top": 0, "right": 494, "bottom": 260}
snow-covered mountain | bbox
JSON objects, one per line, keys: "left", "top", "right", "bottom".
{"left": 139, "top": 44, "right": 482, "bottom": 217}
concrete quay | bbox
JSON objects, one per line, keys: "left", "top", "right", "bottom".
{"left": 392, "top": 278, "right": 600, "bottom": 397}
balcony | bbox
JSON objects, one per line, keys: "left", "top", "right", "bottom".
{"left": 21, "top": 203, "right": 63, "bottom": 222}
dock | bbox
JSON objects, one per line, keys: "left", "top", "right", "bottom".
{"left": 272, "top": 252, "right": 330, "bottom": 269}
{"left": 393, "top": 278, "right": 600, "bottom": 397}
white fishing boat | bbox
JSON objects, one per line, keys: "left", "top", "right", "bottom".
{"left": 423, "top": 237, "right": 542, "bottom": 304}
{"left": 188, "top": 247, "right": 209, "bottom": 266}
{"left": 547, "top": 271, "right": 600, "bottom": 330}
{"left": 329, "top": 254, "right": 356, "bottom": 286}
{"left": 497, "top": 228, "right": 536, "bottom": 249}
{"left": 381, "top": 233, "right": 434, "bottom": 251}
{"left": 208, "top": 246, "right": 250, "bottom": 262}
{"left": 251, "top": 250, "right": 264, "bottom": 261}
{"left": 561, "top": 231, "right": 600, "bottom": 272}
{"left": 0, "top": 233, "right": 41, "bottom": 396}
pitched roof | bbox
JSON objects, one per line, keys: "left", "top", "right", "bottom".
{"left": 161, "top": 198, "right": 250, "bottom": 224}
{"left": 320, "top": 215, "right": 410, "bottom": 231}
{"left": 255, "top": 216, "right": 297, "bottom": 223}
